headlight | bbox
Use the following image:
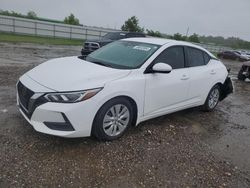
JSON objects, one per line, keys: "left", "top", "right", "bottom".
{"left": 44, "top": 88, "right": 102, "bottom": 103}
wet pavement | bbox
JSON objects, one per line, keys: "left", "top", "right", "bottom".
{"left": 0, "top": 42, "right": 249, "bottom": 187}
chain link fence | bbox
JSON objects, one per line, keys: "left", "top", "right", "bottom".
{"left": 0, "top": 15, "right": 119, "bottom": 40}
{"left": 1, "top": 15, "right": 249, "bottom": 54}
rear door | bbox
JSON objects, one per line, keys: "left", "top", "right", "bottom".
{"left": 185, "top": 47, "right": 213, "bottom": 103}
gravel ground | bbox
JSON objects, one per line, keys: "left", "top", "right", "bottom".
{"left": 0, "top": 42, "right": 249, "bottom": 187}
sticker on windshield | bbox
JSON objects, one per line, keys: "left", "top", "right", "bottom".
{"left": 133, "top": 46, "right": 151, "bottom": 51}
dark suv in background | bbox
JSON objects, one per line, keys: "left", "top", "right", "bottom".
{"left": 81, "top": 31, "right": 146, "bottom": 57}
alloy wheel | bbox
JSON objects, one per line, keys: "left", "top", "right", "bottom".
{"left": 103, "top": 104, "right": 130, "bottom": 137}
{"left": 208, "top": 88, "right": 220, "bottom": 109}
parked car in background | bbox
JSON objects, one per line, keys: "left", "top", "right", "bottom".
{"left": 81, "top": 31, "right": 146, "bottom": 57}
{"left": 217, "top": 51, "right": 249, "bottom": 61}
{"left": 239, "top": 51, "right": 250, "bottom": 60}
{"left": 238, "top": 61, "right": 250, "bottom": 81}
{"left": 17, "top": 38, "right": 233, "bottom": 141}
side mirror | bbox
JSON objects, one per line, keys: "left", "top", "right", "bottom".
{"left": 151, "top": 63, "right": 172, "bottom": 73}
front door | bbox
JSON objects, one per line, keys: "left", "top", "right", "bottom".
{"left": 144, "top": 46, "right": 190, "bottom": 115}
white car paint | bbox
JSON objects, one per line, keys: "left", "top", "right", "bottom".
{"left": 17, "top": 38, "right": 229, "bottom": 138}
{"left": 27, "top": 56, "right": 131, "bottom": 91}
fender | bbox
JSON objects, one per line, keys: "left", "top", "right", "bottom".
{"left": 220, "top": 77, "right": 233, "bottom": 101}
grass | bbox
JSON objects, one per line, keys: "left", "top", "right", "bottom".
{"left": 0, "top": 33, "right": 83, "bottom": 45}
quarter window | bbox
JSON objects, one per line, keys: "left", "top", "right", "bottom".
{"left": 187, "top": 47, "right": 206, "bottom": 67}
{"left": 203, "top": 52, "right": 211, "bottom": 64}
{"left": 153, "top": 46, "right": 185, "bottom": 69}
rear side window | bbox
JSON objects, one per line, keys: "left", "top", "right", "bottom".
{"left": 187, "top": 47, "right": 206, "bottom": 67}
{"left": 153, "top": 46, "right": 185, "bottom": 69}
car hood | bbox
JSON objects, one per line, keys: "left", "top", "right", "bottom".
{"left": 26, "top": 56, "right": 131, "bottom": 92}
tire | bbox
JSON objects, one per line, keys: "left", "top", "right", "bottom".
{"left": 92, "top": 97, "right": 134, "bottom": 141}
{"left": 238, "top": 70, "right": 246, "bottom": 81}
{"left": 202, "top": 85, "right": 221, "bottom": 112}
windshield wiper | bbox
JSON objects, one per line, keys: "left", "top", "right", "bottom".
{"left": 91, "top": 61, "right": 113, "bottom": 68}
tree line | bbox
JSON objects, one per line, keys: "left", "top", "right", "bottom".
{"left": 0, "top": 10, "right": 81, "bottom": 26}
{"left": 1, "top": 10, "right": 250, "bottom": 50}
{"left": 121, "top": 16, "right": 250, "bottom": 50}
{"left": 121, "top": 16, "right": 199, "bottom": 43}
{"left": 0, "top": 10, "right": 38, "bottom": 19}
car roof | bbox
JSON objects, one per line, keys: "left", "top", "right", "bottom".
{"left": 122, "top": 37, "right": 174, "bottom": 45}
{"left": 123, "top": 37, "right": 202, "bottom": 48}
{"left": 122, "top": 37, "right": 217, "bottom": 58}
{"left": 111, "top": 31, "right": 144, "bottom": 35}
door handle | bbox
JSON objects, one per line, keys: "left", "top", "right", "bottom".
{"left": 181, "top": 74, "right": 189, "bottom": 80}
{"left": 210, "top": 70, "right": 216, "bottom": 75}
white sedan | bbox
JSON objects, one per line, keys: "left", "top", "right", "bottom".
{"left": 17, "top": 38, "right": 233, "bottom": 140}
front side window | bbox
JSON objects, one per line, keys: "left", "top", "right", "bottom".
{"left": 86, "top": 41, "right": 160, "bottom": 69}
{"left": 187, "top": 47, "right": 205, "bottom": 67}
{"left": 153, "top": 46, "right": 185, "bottom": 69}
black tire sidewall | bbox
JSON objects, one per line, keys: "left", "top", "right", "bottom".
{"left": 203, "top": 85, "right": 221, "bottom": 112}
{"left": 238, "top": 70, "right": 246, "bottom": 81}
{"left": 92, "top": 97, "right": 134, "bottom": 141}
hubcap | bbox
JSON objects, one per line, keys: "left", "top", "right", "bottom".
{"left": 208, "top": 88, "right": 220, "bottom": 109}
{"left": 103, "top": 104, "right": 130, "bottom": 137}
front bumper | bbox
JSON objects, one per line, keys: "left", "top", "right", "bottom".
{"left": 17, "top": 95, "right": 98, "bottom": 138}
{"left": 17, "top": 78, "right": 99, "bottom": 138}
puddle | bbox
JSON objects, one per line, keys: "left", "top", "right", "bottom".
{"left": 205, "top": 79, "right": 250, "bottom": 172}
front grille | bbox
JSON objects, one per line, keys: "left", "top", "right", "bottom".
{"left": 17, "top": 81, "right": 47, "bottom": 119}
{"left": 84, "top": 42, "right": 100, "bottom": 51}
{"left": 17, "top": 82, "right": 34, "bottom": 111}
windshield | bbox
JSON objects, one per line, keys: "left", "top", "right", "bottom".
{"left": 85, "top": 41, "right": 160, "bottom": 69}
{"left": 102, "top": 32, "right": 127, "bottom": 40}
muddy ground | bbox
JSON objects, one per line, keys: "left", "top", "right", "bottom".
{"left": 0, "top": 42, "right": 249, "bottom": 187}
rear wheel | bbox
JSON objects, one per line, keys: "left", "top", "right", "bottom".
{"left": 203, "top": 85, "right": 221, "bottom": 112}
{"left": 92, "top": 97, "right": 134, "bottom": 141}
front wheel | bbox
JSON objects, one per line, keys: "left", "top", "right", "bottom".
{"left": 92, "top": 98, "right": 134, "bottom": 141}
{"left": 203, "top": 85, "right": 221, "bottom": 112}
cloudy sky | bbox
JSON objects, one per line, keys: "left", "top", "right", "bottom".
{"left": 1, "top": 0, "right": 250, "bottom": 41}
